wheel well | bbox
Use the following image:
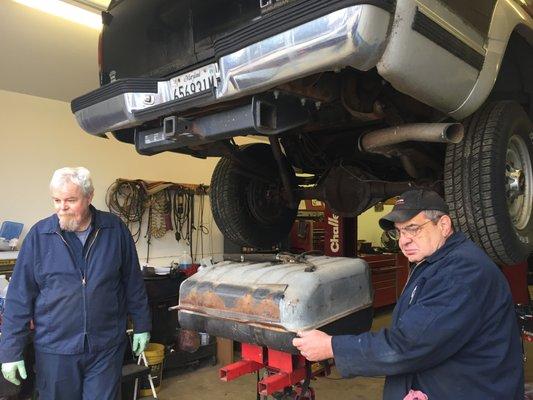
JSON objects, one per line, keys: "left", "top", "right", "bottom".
{"left": 490, "top": 29, "right": 533, "bottom": 118}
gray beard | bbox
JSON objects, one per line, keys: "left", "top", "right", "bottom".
{"left": 59, "top": 216, "right": 81, "bottom": 232}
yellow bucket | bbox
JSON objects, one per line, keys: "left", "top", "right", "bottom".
{"left": 139, "top": 343, "right": 165, "bottom": 397}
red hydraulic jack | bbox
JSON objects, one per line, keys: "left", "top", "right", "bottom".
{"left": 220, "top": 343, "right": 332, "bottom": 399}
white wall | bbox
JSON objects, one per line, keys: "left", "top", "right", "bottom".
{"left": 0, "top": 89, "right": 225, "bottom": 265}
{"left": 358, "top": 205, "right": 393, "bottom": 247}
{"left": 0, "top": 89, "right": 388, "bottom": 263}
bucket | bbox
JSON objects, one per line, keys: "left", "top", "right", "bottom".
{"left": 199, "top": 332, "right": 210, "bottom": 346}
{"left": 139, "top": 343, "right": 165, "bottom": 397}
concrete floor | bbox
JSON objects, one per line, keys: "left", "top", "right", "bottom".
{"left": 147, "top": 306, "right": 533, "bottom": 400}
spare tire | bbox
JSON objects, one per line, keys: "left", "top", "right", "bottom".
{"left": 210, "top": 143, "right": 297, "bottom": 248}
{"left": 444, "top": 101, "right": 533, "bottom": 265}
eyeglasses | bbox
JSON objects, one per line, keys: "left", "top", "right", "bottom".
{"left": 387, "top": 220, "right": 434, "bottom": 240}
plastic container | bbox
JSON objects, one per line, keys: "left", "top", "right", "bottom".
{"left": 0, "top": 239, "right": 10, "bottom": 251}
{"left": 0, "top": 275, "right": 9, "bottom": 303}
{"left": 139, "top": 342, "right": 165, "bottom": 397}
{"left": 0, "top": 221, "right": 23, "bottom": 240}
{"left": 199, "top": 332, "right": 210, "bottom": 346}
{"left": 0, "top": 275, "right": 9, "bottom": 330}
{"left": 177, "top": 251, "right": 192, "bottom": 272}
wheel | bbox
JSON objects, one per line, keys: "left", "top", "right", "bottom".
{"left": 209, "top": 143, "right": 297, "bottom": 248}
{"left": 444, "top": 101, "right": 533, "bottom": 265}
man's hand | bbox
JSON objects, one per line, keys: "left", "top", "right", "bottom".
{"left": 292, "top": 330, "right": 333, "bottom": 361}
{"left": 132, "top": 332, "right": 150, "bottom": 356}
{"left": 1, "top": 360, "right": 27, "bottom": 385}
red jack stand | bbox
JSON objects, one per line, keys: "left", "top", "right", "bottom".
{"left": 220, "top": 343, "right": 331, "bottom": 399}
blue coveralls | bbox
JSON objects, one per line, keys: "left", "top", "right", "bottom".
{"left": 332, "top": 232, "right": 524, "bottom": 399}
{"left": 0, "top": 206, "right": 151, "bottom": 399}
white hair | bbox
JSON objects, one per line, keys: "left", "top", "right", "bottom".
{"left": 423, "top": 209, "right": 455, "bottom": 231}
{"left": 50, "top": 167, "right": 94, "bottom": 197}
{"left": 422, "top": 210, "right": 447, "bottom": 221}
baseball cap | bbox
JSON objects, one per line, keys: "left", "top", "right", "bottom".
{"left": 379, "top": 189, "right": 449, "bottom": 231}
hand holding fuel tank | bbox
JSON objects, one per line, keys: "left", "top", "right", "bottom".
{"left": 292, "top": 330, "right": 333, "bottom": 361}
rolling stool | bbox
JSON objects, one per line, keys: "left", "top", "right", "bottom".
{"left": 0, "top": 375, "right": 21, "bottom": 399}
{"left": 121, "top": 363, "right": 150, "bottom": 400}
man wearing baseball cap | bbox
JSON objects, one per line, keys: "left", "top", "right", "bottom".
{"left": 293, "top": 189, "right": 523, "bottom": 399}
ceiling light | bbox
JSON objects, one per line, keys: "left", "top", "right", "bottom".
{"left": 13, "top": 0, "right": 102, "bottom": 30}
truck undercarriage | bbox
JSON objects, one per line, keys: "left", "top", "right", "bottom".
{"left": 71, "top": 0, "right": 533, "bottom": 265}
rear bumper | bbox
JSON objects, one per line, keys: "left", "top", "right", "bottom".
{"left": 71, "top": 4, "right": 391, "bottom": 138}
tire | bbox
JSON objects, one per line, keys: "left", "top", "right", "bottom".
{"left": 444, "top": 101, "right": 533, "bottom": 265}
{"left": 209, "top": 143, "right": 297, "bottom": 248}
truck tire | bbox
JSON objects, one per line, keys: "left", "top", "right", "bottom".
{"left": 444, "top": 101, "right": 533, "bottom": 265}
{"left": 210, "top": 143, "right": 297, "bottom": 248}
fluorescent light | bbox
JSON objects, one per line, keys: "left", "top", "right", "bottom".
{"left": 13, "top": 0, "right": 102, "bottom": 30}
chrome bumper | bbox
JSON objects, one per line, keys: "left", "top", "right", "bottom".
{"left": 72, "top": 5, "right": 391, "bottom": 136}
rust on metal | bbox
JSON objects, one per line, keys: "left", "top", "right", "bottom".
{"left": 180, "top": 281, "right": 287, "bottom": 323}
{"left": 234, "top": 293, "right": 280, "bottom": 321}
{"left": 180, "top": 287, "right": 226, "bottom": 310}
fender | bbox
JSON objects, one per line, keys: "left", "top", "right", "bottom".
{"left": 377, "top": 0, "right": 532, "bottom": 119}
{"left": 450, "top": 0, "right": 533, "bottom": 119}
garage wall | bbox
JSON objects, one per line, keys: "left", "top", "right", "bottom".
{"left": 0, "top": 89, "right": 389, "bottom": 263}
{"left": 358, "top": 205, "right": 394, "bottom": 247}
{"left": 0, "top": 89, "right": 224, "bottom": 265}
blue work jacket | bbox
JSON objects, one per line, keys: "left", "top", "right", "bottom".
{"left": 0, "top": 206, "right": 151, "bottom": 362}
{"left": 332, "top": 232, "right": 524, "bottom": 399}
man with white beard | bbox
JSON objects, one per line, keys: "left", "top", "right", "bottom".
{"left": 0, "top": 167, "right": 151, "bottom": 400}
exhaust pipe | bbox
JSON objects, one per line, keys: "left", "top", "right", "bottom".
{"left": 359, "top": 123, "right": 464, "bottom": 153}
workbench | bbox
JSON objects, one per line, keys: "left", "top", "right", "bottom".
{"left": 0, "top": 250, "right": 18, "bottom": 278}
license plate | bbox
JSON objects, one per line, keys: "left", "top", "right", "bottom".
{"left": 170, "top": 63, "right": 219, "bottom": 100}
{"left": 145, "top": 132, "right": 167, "bottom": 145}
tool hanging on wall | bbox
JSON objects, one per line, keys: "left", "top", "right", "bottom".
{"left": 106, "top": 179, "right": 210, "bottom": 262}
{"left": 194, "top": 185, "right": 210, "bottom": 260}
{"left": 172, "top": 189, "right": 195, "bottom": 255}
{"left": 106, "top": 180, "right": 147, "bottom": 243}
{"left": 144, "top": 188, "right": 173, "bottom": 262}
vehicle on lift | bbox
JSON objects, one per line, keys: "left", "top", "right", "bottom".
{"left": 72, "top": 0, "right": 533, "bottom": 265}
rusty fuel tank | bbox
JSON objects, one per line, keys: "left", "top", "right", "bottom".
{"left": 178, "top": 255, "right": 373, "bottom": 353}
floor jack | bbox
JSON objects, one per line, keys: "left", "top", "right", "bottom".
{"left": 219, "top": 343, "right": 332, "bottom": 399}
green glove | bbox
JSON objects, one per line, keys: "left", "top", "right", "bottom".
{"left": 132, "top": 332, "right": 150, "bottom": 356}
{"left": 2, "top": 360, "right": 27, "bottom": 386}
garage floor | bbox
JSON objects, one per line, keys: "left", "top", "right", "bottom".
{"left": 144, "top": 306, "right": 533, "bottom": 400}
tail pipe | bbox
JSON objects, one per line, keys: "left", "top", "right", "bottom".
{"left": 359, "top": 123, "right": 464, "bottom": 153}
